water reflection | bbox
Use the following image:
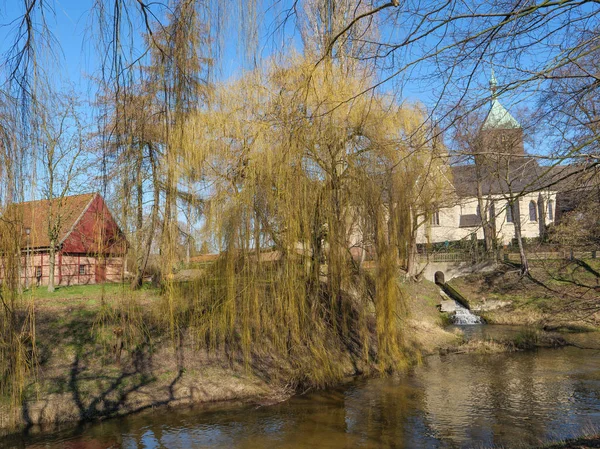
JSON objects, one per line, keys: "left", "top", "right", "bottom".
{"left": 4, "top": 341, "right": 600, "bottom": 449}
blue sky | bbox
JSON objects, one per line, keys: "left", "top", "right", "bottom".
{"left": 0, "top": 0, "right": 542, "bottom": 145}
{"left": 0, "top": 0, "right": 459, "bottom": 102}
{"left": 0, "top": 1, "right": 92, "bottom": 90}
{"left": 0, "top": 0, "right": 305, "bottom": 101}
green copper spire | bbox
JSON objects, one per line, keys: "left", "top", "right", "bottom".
{"left": 490, "top": 68, "right": 498, "bottom": 99}
{"left": 482, "top": 69, "right": 520, "bottom": 130}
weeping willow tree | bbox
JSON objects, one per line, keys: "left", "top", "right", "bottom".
{"left": 88, "top": 0, "right": 448, "bottom": 385}
{"left": 0, "top": 96, "right": 34, "bottom": 406}
{"left": 146, "top": 55, "right": 448, "bottom": 381}
{"left": 0, "top": 0, "right": 54, "bottom": 408}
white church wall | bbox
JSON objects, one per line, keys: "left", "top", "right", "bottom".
{"left": 417, "top": 191, "right": 557, "bottom": 246}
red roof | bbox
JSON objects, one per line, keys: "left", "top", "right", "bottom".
{"left": 2, "top": 193, "right": 126, "bottom": 254}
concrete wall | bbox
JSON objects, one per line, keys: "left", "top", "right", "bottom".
{"left": 418, "top": 260, "right": 497, "bottom": 283}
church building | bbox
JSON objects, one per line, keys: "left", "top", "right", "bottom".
{"left": 417, "top": 73, "right": 558, "bottom": 247}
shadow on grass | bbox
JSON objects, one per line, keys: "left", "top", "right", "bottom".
{"left": 15, "top": 307, "right": 194, "bottom": 437}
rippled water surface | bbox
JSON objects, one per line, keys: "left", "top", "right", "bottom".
{"left": 4, "top": 329, "right": 600, "bottom": 449}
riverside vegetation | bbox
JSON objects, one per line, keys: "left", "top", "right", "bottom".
{"left": 0, "top": 276, "right": 460, "bottom": 432}
{"left": 3, "top": 257, "right": 598, "bottom": 433}
{"left": 449, "top": 259, "right": 600, "bottom": 330}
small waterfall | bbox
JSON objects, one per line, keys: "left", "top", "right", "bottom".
{"left": 453, "top": 301, "right": 482, "bottom": 325}
{"left": 437, "top": 281, "right": 483, "bottom": 325}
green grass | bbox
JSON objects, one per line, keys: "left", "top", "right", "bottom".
{"left": 27, "top": 282, "right": 130, "bottom": 298}
{"left": 24, "top": 283, "right": 125, "bottom": 305}
{"left": 21, "top": 282, "right": 161, "bottom": 308}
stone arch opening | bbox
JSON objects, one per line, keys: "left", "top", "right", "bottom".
{"left": 434, "top": 271, "right": 445, "bottom": 285}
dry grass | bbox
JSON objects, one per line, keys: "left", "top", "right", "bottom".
{"left": 449, "top": 260, "right": 600, "bottom": 329}
{"left": 451, "top": 339, "right": 510, "bottom": 354}
{"left": 399, "top": 279, "right": 461, "bottom": 354}
{"left": 537, "top": 433, "right": 600, "bottom": 449}
{"left": 441, "top": 327, "right": 568, "bottom": 355}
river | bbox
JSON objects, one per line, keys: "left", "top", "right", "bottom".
{"left": 3, "top": 327, "right": 600, "bottom": 449}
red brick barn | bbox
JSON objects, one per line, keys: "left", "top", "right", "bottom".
{"left": 0, "top": 193, "right": 127, "bottom": 287}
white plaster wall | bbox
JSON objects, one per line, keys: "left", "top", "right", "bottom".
{"left": 417, "top": 191, "right": 557, "bottom": 245}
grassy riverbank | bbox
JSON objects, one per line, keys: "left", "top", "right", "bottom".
{"left": 443, "top": 327, "right": 569, "bottom": 355}
{"left": 8, "top": 260, "right": 594, "bottom": 434}
{"left": 0, "top": 277, "right": 457, "bottom": 433}
{"left": 2, "top": 273, "right": 597, "bottom": 443}
{"left": 538, "top": 434, "right": 600, "bottom": 448}
{"left": 0, "top": 282, "right": 287, "bottom": 432}
{"left": 448, "top": 259, "right": 600, "bottom": 330}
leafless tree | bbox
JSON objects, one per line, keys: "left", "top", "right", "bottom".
{"left": 38, "top": 95, "right": 86, "bottom": 292}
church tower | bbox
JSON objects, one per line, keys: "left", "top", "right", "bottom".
{"left": 476, "top": 70, "right": 524, "bottom": 167}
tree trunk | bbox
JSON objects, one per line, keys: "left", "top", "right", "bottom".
{"left": 405, "top": 208, "right": 419, "bottom": 278}
{"left": 327, "top": 164, "right": 344, "bottom": 331}
{"left": 48, "top": 241, "right": 56, "bottom": 292}
{"left": 537, "top": 193, "right": 546, "bottom": 242}
{"left": 131, "top": 147, "right": 160, "bottom": 289}
{"left": 17, "top": 252, "right": 24, "bottom": 294}
{"left": 511, "top": 199, "right": 529, "bottom": 275}
{"left": 131, "top": 199, "right": 158, "bottom": 289}
{"left": 476, "top": 163, "right": 494, "bottom": 253}
{"left": 406, "top": 238, "right": 419, "bottom": 277}
{"left": 479, "top": 202, "right": 494, "bottom": 254}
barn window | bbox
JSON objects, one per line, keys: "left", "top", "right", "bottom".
{"left": 506, "top": 203, "right": 514, "bottom": 223}
{"left": 79, "top": 265, "right": 87, "bottom": 275}
{"left": 431, "top": 210, "right": 440, "bottom": 226}
{"left": 529, "top": 201, "right": 537, "bottom": 222}
{"left": 548, "top": 200, "right": 554, "bottom": 221}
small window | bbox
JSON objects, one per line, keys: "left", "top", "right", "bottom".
{"left": 506, "top": 203, "right": 514, "bottom": 223}
{"left": 431, "top": 210, "right": 440, "bottom": 226}
{"left": 529, "top": 201, "right": 537, "bottom": 222}
{"left": 35, "top": 266, "right": 42, "bottom": 278}
{"left": 548, "top": 200, "right": 554, "bottom": 221}
{"left": 79, "top": 265, "right": 87, "bottom": 275}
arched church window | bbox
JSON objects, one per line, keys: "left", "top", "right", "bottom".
{"left": 548, "top": 200, "right": 554, "bottom": 221}
{"left": 506, "top": 203, "right": 514, "bottom": 223}
{"left": 529, "top": 201, "right": 537, "bottom": 222}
